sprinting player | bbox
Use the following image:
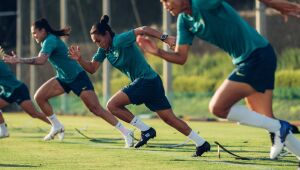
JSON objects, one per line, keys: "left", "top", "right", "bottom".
{"left": 136, "top": 0, "right": 299, "bottom": 159}
{"left": 68, "top": 15, "right": 210, "bottom": 157}
{"left": 3, "top": 18, "right": 133, "bottom": 147}
{"left": 0, "top": 54, "right": 51, "bottom": 138}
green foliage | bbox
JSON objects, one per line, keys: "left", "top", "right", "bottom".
{"left": 277, "top": 48, "right": 300, "bottom": 70}
{"left": 173, "top": 76, "right": 216, "bottom": 92}
{"left": 111, "top": 77, "right": 130, "bottom": 94}
{"left": 275, "top": 70, "right": 300, "bottom": 88}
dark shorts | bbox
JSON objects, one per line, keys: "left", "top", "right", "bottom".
{"left": 228, "top": 44, "right": 277, "bottom": 93}
{"left": 122, "top": 75, "right": 171, "bottom": 112}
{"left": 57, "top": 71, "right": 94, "bottom": 96}
{"left": 0, "top": 83, "right": 31, "bottom": 105}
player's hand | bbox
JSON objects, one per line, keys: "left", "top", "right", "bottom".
{"left": 3, "top": 51, "right": 20, "bottom": 64}
{"left": 164, "top": 35, "right": 176, "bottom": 51}
{"left": 260, "top": 0, "right": 300, "bottom": 21}
{"left": 68, "top": 45, "right": 82, "bottom": 61}
{"left": 137, "top": 35, "right": 159, "bottom": 55}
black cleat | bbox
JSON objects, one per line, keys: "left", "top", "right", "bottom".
{"left": 290, "top": 124, "right": 300, "bottom": 134}
{"left": 192, "top": 141, "right": 211, "bottom": 157}
{"left": 134, "top": 127, "right": 156, "bottom": 148}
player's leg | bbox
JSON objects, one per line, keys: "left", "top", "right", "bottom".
{"left": 0, "top": 99, "right": 9, "bottom": 138}
{"left": 245, "top": 92, "right": 299, "bottom": 133}
{"left": 209, "top": 79, "right": 290, "bottom": 159}
{"left": 10, "top": 83, "right": 51, "bottom": 125}
{"left": 19, "top": 100, "right": 50, "bottom": 124}
{"left": 156, "top": 108, "right": 210, "bottom": 157}
{"left": 72, "top": 72, "right": 133, "bottom": 147}
{"left": 34, "top": 77, "right": 65, "bottom": 141}
{"left": 107, "top": 91, "right": 151, "bottom": 131}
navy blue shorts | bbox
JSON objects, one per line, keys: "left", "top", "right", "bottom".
{"left": 122, "top": 75, "right": 171, "bottom": 112}
{"left": 0, "top": 83, "right": 31, "bottom": 105}
{"left": 228, "top": 44, "right": 277, "bottom": 93}
{"left": 57, "top": 71, "right": 94, "bottom": 96}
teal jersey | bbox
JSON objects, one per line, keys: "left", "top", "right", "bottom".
{"left": 92, "top": 30, "right": 157, "bottom": 82}
{"left": 40, "top": 34, "right": 83, "bottom": 83}
{"left": 0, "top": 60, "right": 22, "bottom": 97}
{"left": 177, "top": 0, "right": 269, "bottom": 64}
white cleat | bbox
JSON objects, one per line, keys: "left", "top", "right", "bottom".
{"left": 270, "top": 131, "right": 284, "bottom": 159}
{"left": 44, "top": 125, "right": 65, "bottom": 141}
{"left": 0, "top": 124, "right": 9, "bottom": 139}
{"left": 270, "top": 120, "right": 291, "bottom": 159}
{"left": 124, "top": 131, "right": 134, "bottom": 148}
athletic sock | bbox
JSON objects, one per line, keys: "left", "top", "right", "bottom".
{"left": 115, "top": 122, "right": 131, "bottom": 136}
{"left": 285, "top": 133, "right": 300, "bottom": 159}
{"left": 0, "top": 122, "right": 6, "bottom": 129}
{"left": 188, "top": 130, "right": 205, "bottom": 147}
{"left": 227, "top": 105, "right": 280, "bottom": 132}
{"left": 130, "top": 116, "right": 150, "bottom": 131}
{"left": 47, "top": 114, "right": 62, "bottom": 128}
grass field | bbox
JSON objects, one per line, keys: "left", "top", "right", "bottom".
{"left": 0, "top": 113, "right": 299, "bottom": 170}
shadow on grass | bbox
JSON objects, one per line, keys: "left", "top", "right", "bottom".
{"left": 0, "top": 163, "right": 41, "bottom": 168}
{"left": 202, "top": 159, "right": 298, "bottom": 167}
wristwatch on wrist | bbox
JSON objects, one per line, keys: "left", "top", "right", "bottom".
{"left": 160, "top": 34, "right": 168, "bottom": 41}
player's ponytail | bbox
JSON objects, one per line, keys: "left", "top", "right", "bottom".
{"left": 90, "top": 15, "right": 115, "bottom": 38}
{"left": 33, "top": 18, "right": 71, "bottom": 37}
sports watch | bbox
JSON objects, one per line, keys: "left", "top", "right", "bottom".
{"left": 160, "top": 34, "right": 168, "bottom": 41}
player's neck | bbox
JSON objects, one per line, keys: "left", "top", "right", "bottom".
{"left": 182, "top": 0, "right": 192, "bottom": 15}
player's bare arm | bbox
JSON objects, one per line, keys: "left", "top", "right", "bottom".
{"left": 68, "top": 45, "right": 100, "bottom": 74}
{"left": 3, "top": 52, "right": 48, "bottom": 65}
{"left": 134, "top": 26, "right": 176, "bottom": 49}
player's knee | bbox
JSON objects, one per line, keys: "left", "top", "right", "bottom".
{"left": 34, "top": 93, "right": 44, "bottom": 104}
{"left": 106, "top": 100, "right": 119, "bottom": 114}
{"left": 209, "top": 102, "right": 227, "bottom": 118}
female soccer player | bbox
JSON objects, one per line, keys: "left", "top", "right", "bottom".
{"left": 68, "top": 15, "right": 210, "bottom": 157}
{"left": 0, "top": 56, "right": 50, "bottom": 138}
{"left": 136, "top": 0, "right": 299, "bottom": 159}
{"left": 3, "top": 18, "right": 133, "bottom": 147}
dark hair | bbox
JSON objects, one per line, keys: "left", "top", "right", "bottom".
{"left": 90, "top": 15, "right": 115, "bottom": 38}
{"left": 33, "top": 18, "right": 71, "bottom": 37}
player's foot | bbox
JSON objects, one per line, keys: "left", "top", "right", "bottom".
{"left": 44, "top": 125, "right": 65, "bottom": 141}
{"left": 270, "top": 120, "right": 292, "bottom": 159}
{"left": 0, "top": 123, "right": 9, "bottom": 139}
{"left": 134, "top": 127, "right": 156, "bottom": 148}
{"left": 192, "top": 141, "right": 211, "bottom": 157}
{"left": 124, "top": 130, "right": 134, "bottom": 148}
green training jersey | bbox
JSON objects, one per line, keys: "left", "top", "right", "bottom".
{"left": 177, "top": 0, "right": 269, "bottom": 64}
{"left": 0, "top": 60, "right": 22, "bottom": 97}
{"left": 40, "top": 34, "right": 83, "bottom": 83}
{"left": 92, "top": 30, "right": 157, "bottom": 82}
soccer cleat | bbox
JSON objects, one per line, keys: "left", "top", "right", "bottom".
{"left": 290, "top": 124, "right": 300, "bottom": 134}
{"left": 44, "top": 125, "right": 65, "bottom": 141}
{"left": 270, "top": 120, "right": 292, "bottom": 159}
{"left": 269, "top": 132, "right": 275, "bottom": 145}
{"left": 134, "top": 127, "right": 156, "bottom": 148}
{"left": 192, "top": 141, "right": 211, "bottom": 157}
{"left": 0, "top": 123, "right": 9, "bottom": 139}
{"left": 124, "top": 131, "right": 134, "bottom": 148}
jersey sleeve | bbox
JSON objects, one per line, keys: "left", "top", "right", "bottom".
{"left": 40, "top": 36, "right": 57, "bottom": 55}
{"left": 113, "top": 30, "right": 136, "bottom": 48}
{"left": 92, "top": 48, "right": 106, "bottom": 63}
{"left": 177, "top": 14, "right": 194, "bottom": 45}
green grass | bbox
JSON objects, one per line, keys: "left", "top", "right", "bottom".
{"left": 0, "top": 113, "right": 299, "bottom": 170}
